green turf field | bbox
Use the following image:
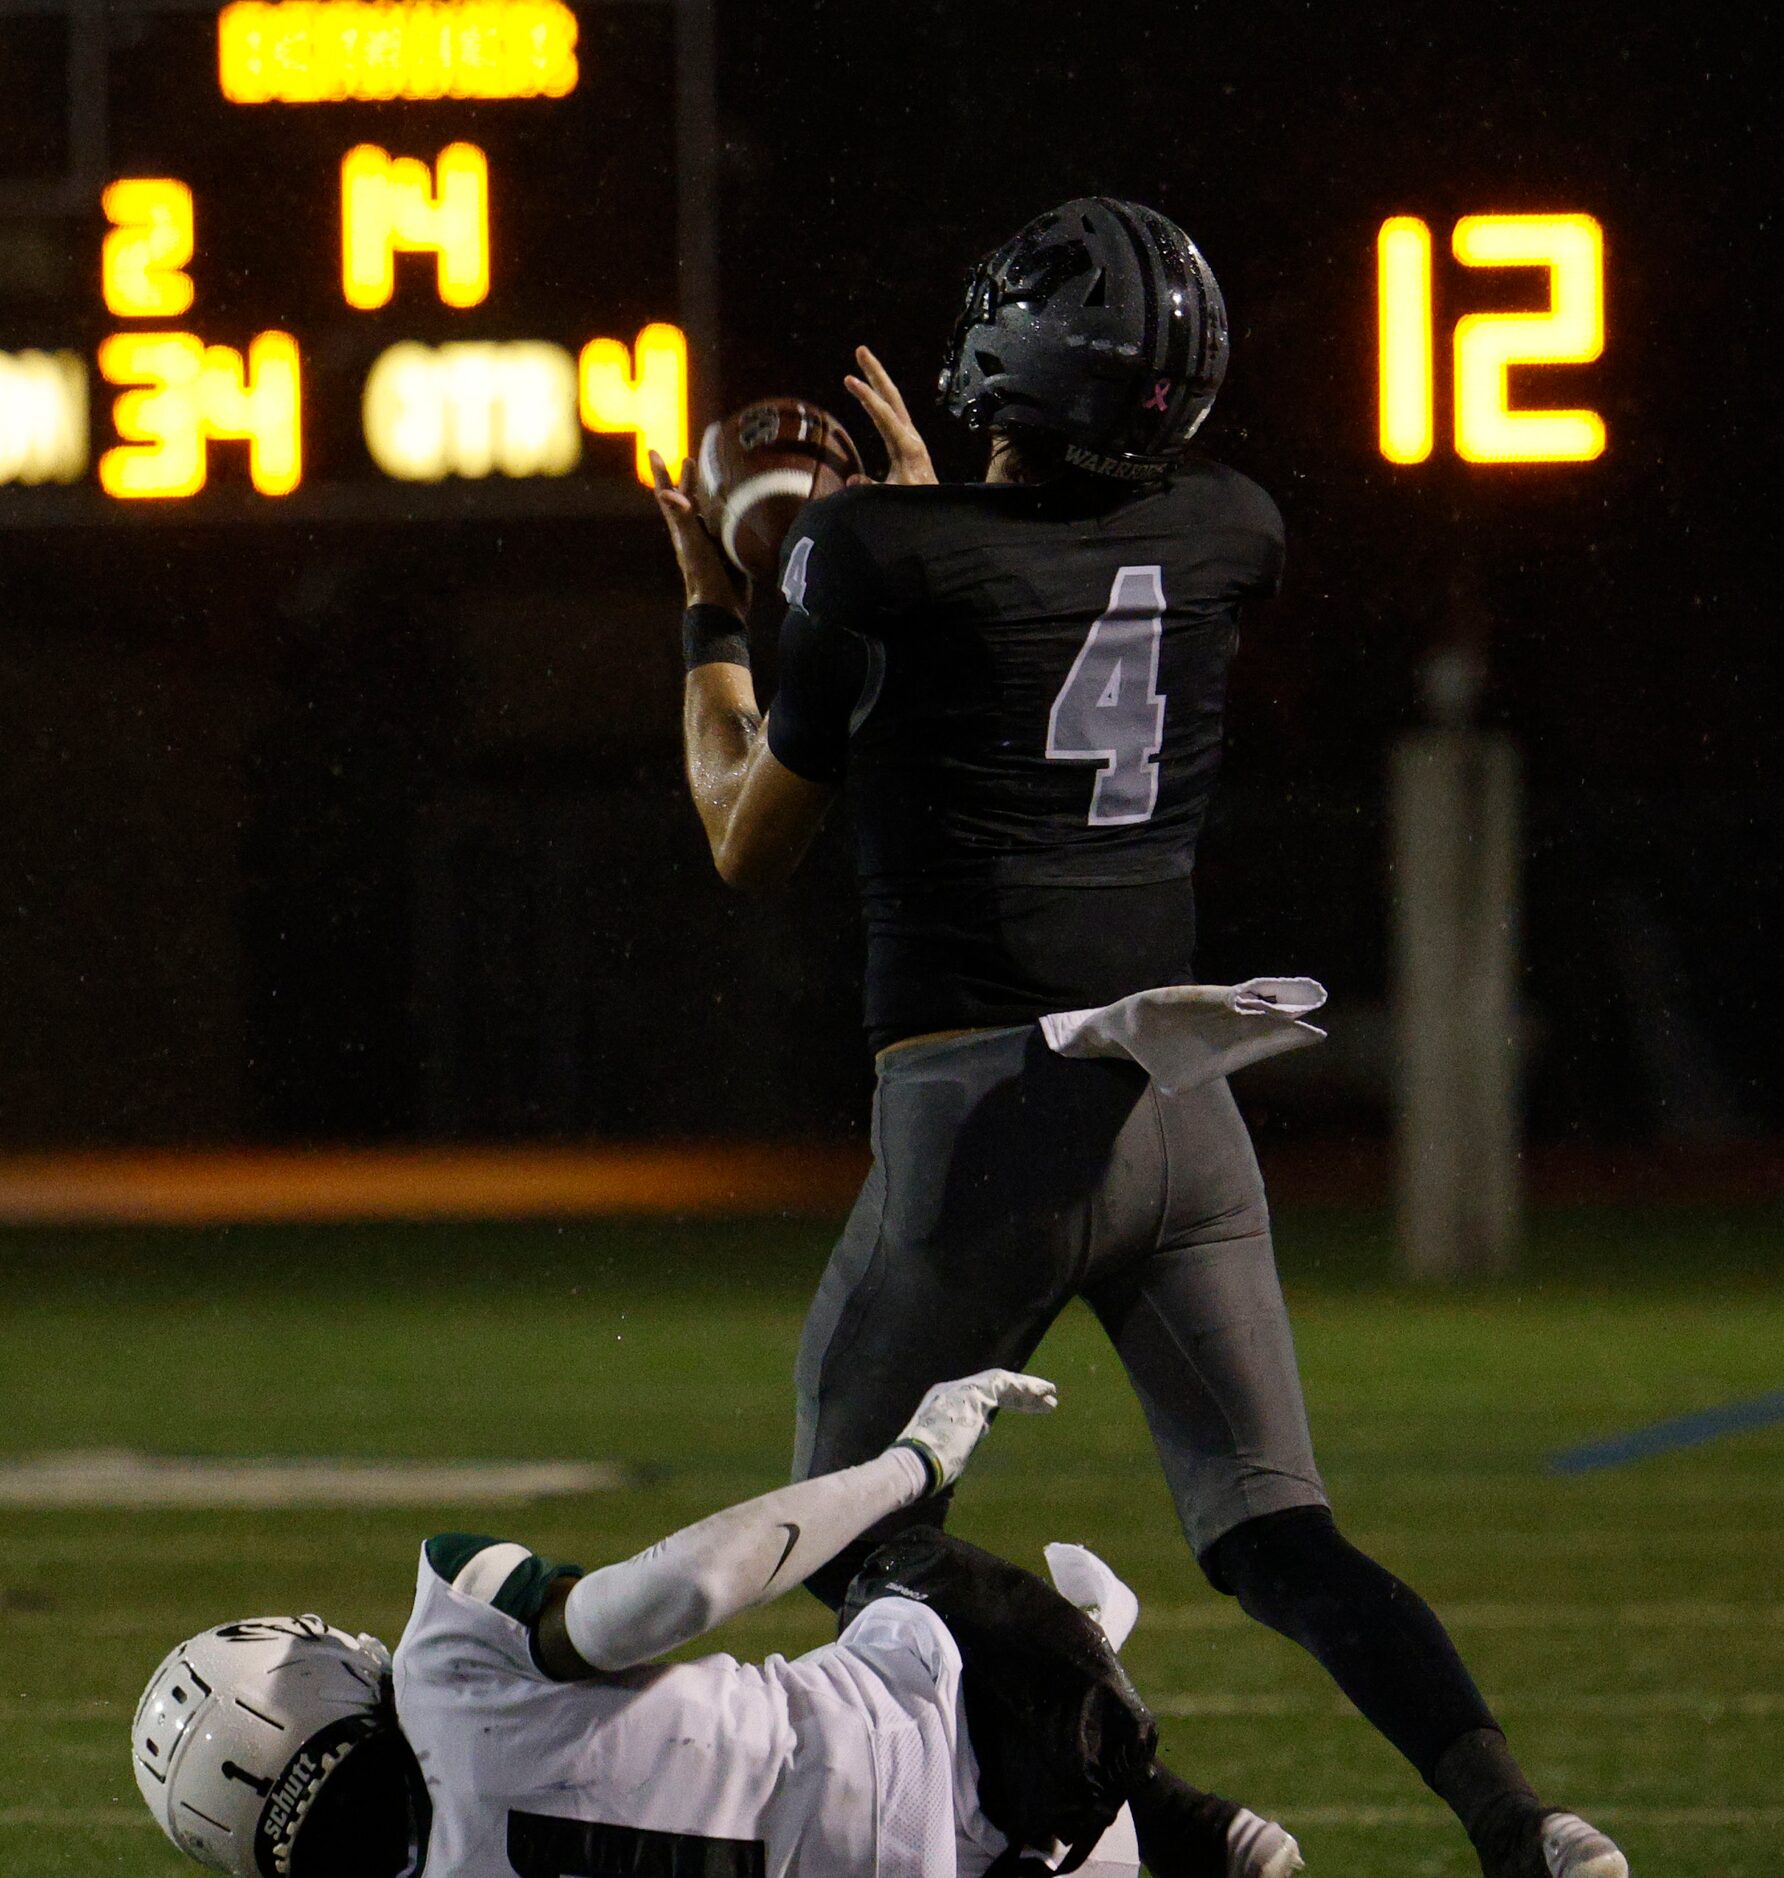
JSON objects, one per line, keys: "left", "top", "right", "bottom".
{"left": 1, "top": 1204, "right": 1779, "bottom": 1876}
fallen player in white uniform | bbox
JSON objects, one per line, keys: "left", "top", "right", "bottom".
{"left": 134, "top": 1370, "right": 1304, "bottom": 1878}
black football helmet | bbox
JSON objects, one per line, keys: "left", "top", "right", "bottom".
{"left": 938, "top": 197, "right": 1229, "bottom": 478}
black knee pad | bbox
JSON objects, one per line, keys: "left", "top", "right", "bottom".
{"left": 1197, "top": 1503, "right": 1341, "bottom": 1599}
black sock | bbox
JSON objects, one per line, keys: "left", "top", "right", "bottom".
{"left": 1429, "top": 1728, "right": 1549, "bottom": 1878}
{"left": 1204, "top": 1507, "right": 1498, "bottom": 1781}
{"left": 1128, "top": 1763, "right": 1240, "bottom": 1878}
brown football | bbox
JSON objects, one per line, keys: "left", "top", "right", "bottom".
{"left": 696, "top": 398, "right": 863, "bottom": 581}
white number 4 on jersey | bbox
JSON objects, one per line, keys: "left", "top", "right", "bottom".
{"left": 1046, "top": 564, "right": 1167, "bottom": 826}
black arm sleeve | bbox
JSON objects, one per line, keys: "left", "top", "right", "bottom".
{"left": 763, "top": 495, "right": 884, "bottom": 785}
{"left": 1250, "top": 485, "right": 1287, "bottom": 598}
{"left": 765, "top": 607, "right": 873, "bottom": 784}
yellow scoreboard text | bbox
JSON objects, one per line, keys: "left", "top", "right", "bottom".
{"left": 50, "top": 323, "right": 687, "bottom": 497}
{"left": 1378, "top": 212, "right": 1605, "bottom": 464}
{"left": 0, "top": 16, "right": 701, "bottom": 505}
{"left": 341, "top": 143, "right": 490, "bottom": 309}
{"left": 580, "top": 323, "right": 689, "bottom": 485}
{"left": 66, "top": 156, "right": 687, "bottom": 497}
{"left": 99, "top": 331, "right": 303, "bottom": 497}
{"left": 218, "top": 0, "right": 579, "bottom": 104}
{"left": 364, "top": 340, "right": 581, "bottom": 480}
{"left": 0, "top": 351, "right": 88, "bottom": 485}
{"left": 102, "top": 181, "right": 197, "bottom": 319}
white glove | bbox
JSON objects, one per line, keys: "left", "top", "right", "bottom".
{"left": 892, "top": 1368, "right": 1058, "bottom": 1494}
{"left": 1043, "top": 1542, "right": 1140, "bottom": 1652}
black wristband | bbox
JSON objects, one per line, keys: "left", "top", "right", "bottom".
{"left": 891, "top": 1437, "right": 945, "bottom": 1498}
{"left": 682, "top": 603, "right": 751, "bottom": 673}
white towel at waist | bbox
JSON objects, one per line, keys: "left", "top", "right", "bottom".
{"left": 1038, "top": 978, "right": 1328, "bottom": 1094}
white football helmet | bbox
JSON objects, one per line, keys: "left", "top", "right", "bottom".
{"left": 132, "top": 1614, "right": 414, "bottom": 1877}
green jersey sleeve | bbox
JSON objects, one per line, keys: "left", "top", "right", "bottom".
{"left": 424, "top": 1532, "right": 583, "bottom": 1628}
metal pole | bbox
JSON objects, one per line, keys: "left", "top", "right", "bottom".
{"left": 1391, "top": 727, "right": 1522, "bottom": 1280}
{"left": 674, "top": 0, "right": 719, "bottom": 438}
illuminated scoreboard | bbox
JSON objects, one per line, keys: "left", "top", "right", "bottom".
{"left": 1377, "top": 212, "right": 1606, "bottom": 466}
{"left": 0, "top": 0, "right": 710, "bottom": 521}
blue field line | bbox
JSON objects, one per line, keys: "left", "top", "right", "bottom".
{"left": 1548, "top": 1392, "right": 1784, "bottom": 1474}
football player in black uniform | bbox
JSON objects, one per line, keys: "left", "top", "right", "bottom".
{"left": 651, "top": 198, "right": 1627, "bottom": 1878}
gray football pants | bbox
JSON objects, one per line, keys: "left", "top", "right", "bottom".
{"left": 793, "top": 1023, "right": 1328, "bottom": 1562}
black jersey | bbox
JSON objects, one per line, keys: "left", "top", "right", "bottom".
{"left": 763, "top": 461, "right": 1284, "bottom": 1046}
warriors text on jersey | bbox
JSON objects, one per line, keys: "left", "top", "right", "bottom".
{"left": 391, "top": 1535, "right": 1010, "bottom": 1878}
{"left": 765, "top": 463, "right": 1284, "bottom": 1047}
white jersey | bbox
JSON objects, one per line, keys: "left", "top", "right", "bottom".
{"left": 392, "top": 1534, "right": 1020, "bottom": 1878}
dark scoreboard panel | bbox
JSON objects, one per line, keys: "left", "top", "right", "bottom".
{"left": 3, "top": 0, "right": 1618, "bottom": 526}
{"left": 0, "top": 0, "right": 708, "bottom": 521}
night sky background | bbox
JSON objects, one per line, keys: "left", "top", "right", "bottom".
{"left": 0, "top": 0, "right": 1775, "bottom": 1151}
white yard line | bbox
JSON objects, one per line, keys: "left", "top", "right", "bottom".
{"left": 6, "top": 1526, "right": 1779, "bottom": 1580}
{"left": 19, "top": 1690, "right": 1781, "bottom": 1727}
{"left": 17, "top": 1600, "right": 1784, "bottom": 1644}
{"left": 0, "top": 1451, "right": 621, "bottom": 1508}
{"left": 1156, "top": 1691, "right": 1784, "bottom": 1718}
{"left": 0, "top": 1614, "right": 409, "bottom": 1638}
{"left": 961, "top": 1472, "right": 1784, "bottom": 1497}
{"left": 1282, "top": 1806, "right": 1784, "bottom": 1828}
{"left": 0, "top": 1810, "right": 157, "bottom": 1829}
{"left": 4, "top": 1533, "right": 409, "bottom": 1560}
{"left": 1142, "top": 1600, "right": 1784, "bottom": 1630}
{"left": 8, "top": 1600, "right": 1783, "bottom": 1640}
{"left": 9, "top": 1805, "right": 1783, "bottom": 1832}
{"left": 1347, "top": 1529, "right": 1784, "bottom": 1552}
{"left": 0, "top": 1702, "right": 122, "bottom": 1722}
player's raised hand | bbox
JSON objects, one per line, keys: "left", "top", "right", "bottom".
{"left": 893, "top": 1367, "right": 1058, "bottom": 1494}
{"left": 844, "top": 346, "right": 939, "bottom": 487}
{"left": 649, "top": 448, "right": 746, "bottom": 616}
